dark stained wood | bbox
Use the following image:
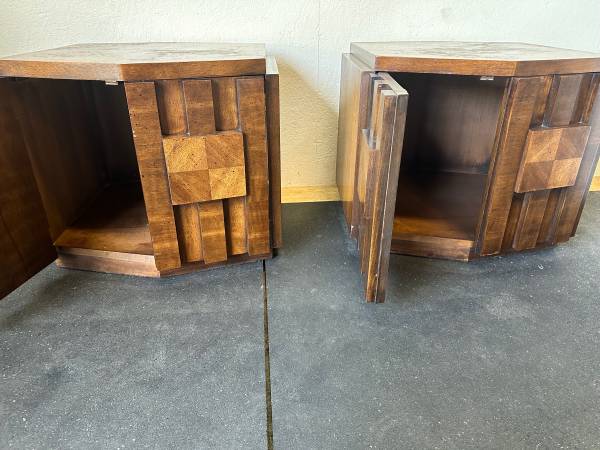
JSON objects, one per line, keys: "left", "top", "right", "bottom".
{"left": 13, "top": 79, "right": 106, "bottom": 240}
{"left": 213, "top": 77, "right": 239, "bottom": 130}
{"left": 0, "top": 79, "right": 56, "bottom": 299}
{"left": 480, "top": 76, "right": 544, "bottom": 255}
{"left": 507, "top": 73, "right": 600, "bottom": 248}
{"left": 266, "top": 57, "right": 282, "bottom": 249}
{"left": 367, "top": 74, "right": 408, "bottom": 302}
{"left": 162, "top": 132, "right": 246, "bottom": 204}
{"left": 336, "top": 54, "right": 373, "bottom": 233}
{"left": 543, "top": 74, "right": 585, "bottom": 126}
{"left": 514, "top": 125, "right": 591, "bottom": 193}
{"left": 503, "top": 74, "right": 560, "bottom": 250}
{"left": 0, "top": 45, "right": 280, "bottom": 283}
{"left": 339, "top": 42, "right": 600, "bottom": 302}
{"left": 236, "top": 77, "right": 271, "bottom": 256}
{"left": 352, "top": 72, "right": 407, "bottom": 302}
{"left": 512, "top": 190, "right": 551, "bottom": 250}
{"left": 554, "top": 73, "right": 600, "bottom": 241}
{"left": 212, "top": 77, "right": 248, "bottom": 255}
{"left": 156, "top": 80, "right": 188, "bottom": 135}
{"left": 180, "top": 78, "right": 226, "bottom": 261}
{"left": 90, "top": 81, "right": 139, "bottom": 181}
{"left": 536, "top": 189, "right": 563, "bottom": 245}
{"left": 125, "top": 81, "right": 181, "bottom": 271}
{"left": 501, "top": 194, "right": 524, "bottom": 251}
{"left": 391, "top": 235, "right": 473, "bottom": 261}
{"left": 154, "top": 79, "right": 203, "bottom": 264}
{"left": 351, "top": 42, "right": 600, "bottom": 77}
{"left": 56, "top": 247, "right": 159, "bottom": 277}
{"left": 0, "top": 218, "right": 30, "bottom": 299}
{"left": 391, "top": 73, "right": 508, "bottom": 174}
{"left": 198, "top": 200, "right": 228, "bottom": 264}
{"left": 0, "top": 43, "right": 267, "bottom": 81}
{"left": 386, "top": 73, "right": 507, "bottom": 260}
{"left": 174, "top": 204, "right": 203, "bottom": 262}
{"left": 183, "top": 79, "right": 217, "bottom": 135}
{"left": 54, "top": 183, "right": 152, "bottom": 255}
{"left": 394, "top": 172, "right": 487, "bottom": 241}
{"left": 158, "top": 250, "right": 272, "bottom": 277}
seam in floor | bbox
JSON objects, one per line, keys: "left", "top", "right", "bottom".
{"left": 262, "top": 260, "right": 274, "bottom": 450}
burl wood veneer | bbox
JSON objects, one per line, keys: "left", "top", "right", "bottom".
{"left": 337, "top": 42, "right": 600, "bottom": 302}
{"left": 0, "top": 43, "right": 281, "bottom": 298}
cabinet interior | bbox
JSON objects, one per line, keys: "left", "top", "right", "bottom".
{"left": 11, "top": 78, "right": 151, "bottom": 257}
{"left": 390, "top": 73, "right": 508, "bottom": 255}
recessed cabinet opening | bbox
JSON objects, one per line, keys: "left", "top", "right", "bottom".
{"left": 10, "top": 78, "right": 150, "bottom": 257}
{"left": 390, "top": 73, "right": 508, "bottom": 258}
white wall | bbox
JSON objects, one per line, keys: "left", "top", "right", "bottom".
{"left": 2, "top": 0, "right": 600, "bottom": 189}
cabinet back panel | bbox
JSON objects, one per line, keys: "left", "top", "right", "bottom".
{"left": 392, "top": 73, "right": 508, "bottom": 174}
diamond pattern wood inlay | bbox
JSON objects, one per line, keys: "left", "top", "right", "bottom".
{"left": 515, "top": 125, "right": 591, "bottom": 193}
{"left": 163, "top": 131, "right": 246, "bottom": 205}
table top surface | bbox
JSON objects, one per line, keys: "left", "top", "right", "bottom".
{"left": 0, "top": 43, "right": 267, "bottom": 81}
{"left": 350, "top": 41, "right": 600, "bottom": 76}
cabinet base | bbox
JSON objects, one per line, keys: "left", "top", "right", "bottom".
{"left": 56, "top": 247, "right": 272, "bottom": 278}
{"left": 391, "top": 235, "right": 474, "bottom": 261}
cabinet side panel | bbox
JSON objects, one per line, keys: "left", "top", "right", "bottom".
{"left": 266, "top": 59, "right": 282, "bottom": 248}
{"left": 336, "top": 54, "right": 372, "bottom": 231}
{"left": 124, "top": 81, "right": 181, "bottom": 271}
{"left": 13, "top": 79, "right": 106, "bottom": 240}
{"left": 480, "top": 76, "right": 544, "bottom": 255}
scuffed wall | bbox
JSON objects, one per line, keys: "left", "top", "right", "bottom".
{"left": 2, "top": 0, "right": 599, "bottom": 189}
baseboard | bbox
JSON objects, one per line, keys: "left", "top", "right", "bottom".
{"left": 282, "top": 185, "right": 340, "bottom": 203}
{"left": 280, "top": 178, "right": 600, "bottom": 202}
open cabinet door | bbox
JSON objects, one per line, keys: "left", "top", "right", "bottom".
{"left": 0, "top": 80, "right": 56, "bottom": 299}
{"left": 336, "top": 56, "right": 408, "bottom": 303}
{"left": 356, "top": 72, "right": 408, "bottom": 302}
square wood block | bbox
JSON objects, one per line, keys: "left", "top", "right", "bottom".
{"left": 515, "top": 125, "right": 591, "bottom": 193}
{"left": 163, "top": 131, "right": 247, "bottom": 205}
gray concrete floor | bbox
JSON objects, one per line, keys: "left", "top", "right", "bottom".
{"left": 1, "top": 193, "right": 599, "bottom": 449}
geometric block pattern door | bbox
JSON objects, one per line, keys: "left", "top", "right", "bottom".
{"left": 342, "top": 65, "right": 408, "bottom": 303}
{"left": 125, "top": 75, "right": 274, "bottom": 269}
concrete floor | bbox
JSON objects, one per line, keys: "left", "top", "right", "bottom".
{"left": 1, "top": 193, "right": 599, "bottom": 449}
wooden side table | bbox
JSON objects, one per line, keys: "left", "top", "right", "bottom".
{"left": 0, "top": 43, "right": 281, "bottom": 298}
{"left": 336, "top": 42, "right": 600, "bottom": 302}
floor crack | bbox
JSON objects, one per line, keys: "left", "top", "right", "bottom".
{"left": 262, "top": 259, "right": 274, "bottom": 450}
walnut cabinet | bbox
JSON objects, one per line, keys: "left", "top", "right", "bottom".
{"left": 337, "top": 42, "right": 600, "bottom": 302}
{"left": 0, "top": 43, "right": 281, "bottom": 298}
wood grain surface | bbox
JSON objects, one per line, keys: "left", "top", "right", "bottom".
{"left": 236, "top": 77, "right": 271, "bottom": 256}
{"left": 0, "top": 43, "right": 267, "bottom": 81}
{"left": 125, "top": 81, "right": 181, "bottom": 271}
{"left": 351, "top": 41, "right": 600, "bottom": 76}
{"left": 266, "top": 57, "right": 283, "bottom": 248}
